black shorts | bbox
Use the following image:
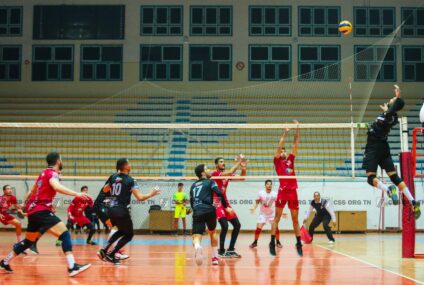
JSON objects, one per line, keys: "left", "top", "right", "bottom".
{"left": 192, "top": 208, "right": 217, "bottom": 235}
{"left": 109, "top": 206, "right": 133, "bottom": 234}
{"left": 27, "top": 210, "right": 62, "bottom": 234}
{"left": 93, "top": 204, "right": 110, "bottom": 225}
{"left": 362, "top": 141, "right": 396, "bottom": 173}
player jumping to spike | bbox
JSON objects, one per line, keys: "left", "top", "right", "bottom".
{"left": 269, "top": 120, "right": 303, "bottom": 257}
{"left": 363, "top": 85, "right": 421, "bottom": 219}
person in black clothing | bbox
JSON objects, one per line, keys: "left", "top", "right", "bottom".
{"left": 190, "top": 164, "right": 233, "bottom": 266}
{"left": 363, "top": 85, "right": 420, "bottom": 219}
{"left": 303, "top": 192, "right": 336, "bottom": 244}
{"left": 97, "top": 158, "right": 160, "bottom": 265}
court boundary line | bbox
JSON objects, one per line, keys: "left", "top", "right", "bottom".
{"left": 316, "top": 244, "right": 424, "bottom": 285}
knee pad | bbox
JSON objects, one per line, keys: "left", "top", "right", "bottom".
{"left": 13, "top": 239, "right": 34, "bottom": 255}
{"left": 367, "top": 175, "right": 376, "bottom": 187}
{"left": 58, "top": 231, "right": 73, "bottom": 253}
{"left": 389, "top": 174, "right": 403, "bottom": 186}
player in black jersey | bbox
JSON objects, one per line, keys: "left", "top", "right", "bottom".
{"left": 190, "top": 164, "right": 233, "bottom": 266}
{"left": 363, "top": 85, "right": 420, "bottom": 219}
{"left": 97, "top": 158, "right": 160, "bottom": 264}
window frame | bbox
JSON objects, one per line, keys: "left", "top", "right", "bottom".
{"left": 0, "top": 45, "right": 21, "bottom": 81}
{"left": 248, "top": 6, "right": 291, "bottom": 36}
{"left": 401, "top": 7, "right": 424, "bottom": 38}
{"left": 189, "top": 44, "right": 232, "bottom": 81}
{"left": 140, "top": 5, "right": 183, "bottom": 36}
{"left": 353, "top": 7, "right": 396, "bottom": 37}
{"left": 32, "top": 45, "right": 74, "bottom": 81}
{"left": 140, "top": 44, "right": 183, "bottom": 81}
{"left": 248, "top": 44, "right": 292, "bottom": 81}
{"left": 402, "top": 45, "right": 424, "bottom": 82}
{"left": 354, "top": 45, "right": 397, "bottom": 82}
{"left": 0, "top": 6, "right": 23, "bottom": 37}
{"left": 80, "top": 45, "right": 123, "bottom": 81}
{"left": 298, "top": 6, "right": 341, "bottom": 37}
{"left": 298, "top": 45, "right": 341, "bottom": 81}
{"left": 190, "top": 6, "right": 233, "bottom": 36}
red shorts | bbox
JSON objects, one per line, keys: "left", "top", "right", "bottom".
{"left": 275, "top": 188, "right": 299, "bottom": 210}
{"left": 215, "top": 205, "right": 238, "bottom": 220}
{"left": 70, "top": 215, "right": 91, "bottom": 227}
{"left": 0, "top": 213, "right": 15, "bottom": 225}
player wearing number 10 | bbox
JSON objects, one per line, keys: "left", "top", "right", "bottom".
{"left": 97, "top": 158, "right": 160, "bottom": 265}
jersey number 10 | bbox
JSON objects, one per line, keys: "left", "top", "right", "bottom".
{"left": 111, "top": 183, "right": 122, "bottom": 196}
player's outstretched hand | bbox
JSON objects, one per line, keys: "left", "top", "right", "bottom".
{"left": 149, "top": 186, "right": 161, "bottom": 198}
{"left": 394, "top": 84, "right": 401, "bottom": 98}
{"left": 380, "top": 103, "right": 389, "bottom": 112}
{"left": 249, "top": 207, "right": 255, "bottom": 214}
{"left": 76, "top": 192, "right": 91, "bottom": 200}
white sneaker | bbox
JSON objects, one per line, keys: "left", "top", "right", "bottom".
{"left": 328, "top": 240, "right": 335, "bottom": 245}
{"left": 195, "top": 246, "right": 203, "bottom": 266}
{"left": 115, "top": 252, "right": 129, "bottom": 260}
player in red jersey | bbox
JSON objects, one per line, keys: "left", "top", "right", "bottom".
{"left": 0, "top": 185, "right": 26, "bottom": 242}
{"left": 269, "top": 120, "right": 303, "bottom": 257}
{"left": 65, "top": 187, "right": 96, "bottom": 245}
{"left": 212, "top": 154, "right": 246, "bottom": 258}
{"left": 0, "top": 152, "right": 91, "bottom": 277}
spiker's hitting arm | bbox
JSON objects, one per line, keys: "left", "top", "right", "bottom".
{"left": 292, "top": 120, "right": 300, "bottom": 156}
{"left": 275, "top": 130, "right": 289, "bottom": 158}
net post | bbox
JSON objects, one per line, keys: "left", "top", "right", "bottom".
{"left": 399, "top": 117, "right": 409, "bottom": 152}
{"left": 350, "top": 123, "right": 355, "bottom": 178}
{"left": 400, "top": 151, "right": 415, "bottom": 258}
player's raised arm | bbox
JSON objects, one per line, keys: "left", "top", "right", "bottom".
{"left": 275, "top": 129, "right": 289, "bottom": 158}
{"left": 292, "top": 120, "right": 300, "bottom": 156}
{"left": 219, "top": 156, "right": 243, "bottom": 176}
{"left": 49, "top": 178, "right": 89, "bottom": 199}
{"left": 132, "top": 186, "right": 160, "bottom": 202}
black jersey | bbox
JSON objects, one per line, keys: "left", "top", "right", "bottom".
{"left": 367, "top": 98, "right": 404, "bottom": 142}
{"left": 108, "top": 173, "right": 139, "bottom": 208}
{"left": 94, "top": 174, "right": 113, "bottom": 206}
{"left": 190, "top": 178, "right": 228, "bottom": 215}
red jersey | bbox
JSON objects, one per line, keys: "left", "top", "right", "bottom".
{"left": 274, "top": 154, "right": 298, "bottom": 190}
{"left": 26, "top": 168, "right": 60, "bottom": 215}
{"left": 211, "top": 170, "right": 235, "bottom": 207}
{"left": 0, "top": 195, "right": 17, "bottom": 214}
{"left": 68, "top": 196, "right": 93, "bottom": 217}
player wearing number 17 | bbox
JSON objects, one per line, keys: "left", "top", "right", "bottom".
{"left": 97, "top": 158, "right": 161, "bottom": 265}
{"left": 190, "top": 164, "right": 233, "bottom": 266}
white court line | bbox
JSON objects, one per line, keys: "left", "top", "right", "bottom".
{"left": 316, "top": 244, "right": 424, "bottom": 285}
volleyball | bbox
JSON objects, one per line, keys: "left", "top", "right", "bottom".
{"left": 338, "top": 20, "right": 352, "bottom": 35}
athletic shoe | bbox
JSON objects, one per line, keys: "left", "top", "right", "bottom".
{"left": 68, "top": 263, "right": 91, "bottom": 277}
{"left": 269, "top": 242, "right": 276, "bottom": 256}
{"left": 226, "top": 250, "right": 241, "bottom": 258}
{"left": 414, "top": 201, "right": 421, "bottom": 220}
{"left": 328, "top": 240, "right": 335, "bottom": 245}
{"left": 87, "top": 240, "right": 97, "bottom": 245}
{"left": 296, "top": 243, "right": 303, "bottom": 257}
{"left": 195, "top": 246, "right": 203, "bottom": 266}
{"left": 387, "top": 185, "right": 399, "bottom": 205}
{"left": 249, "top": 241, "right": 258, "bottom": 248}
{"left": 211, "top": 257, "right": 220, "bottom": 266}
{"left": 218, "top": 250, "right": 229, "bottom": 258}
{"left": 276, "top": 240, "right": 283, "bottom": 248}
{"left": 0, "top": 260, "right": 13, "bottom": 273}
{"left": 55, "top": 240, "right": 62, "bottom": 246}
{"left": 105, "top": 254, "right": 121, "bottom": 265}
{"left": 96, "top": 249, "right": 107, "bottom": 261}
{"left": 115, "top": 250, "right": 129, "bottom": 260}
{"left": 29, "top": 244, "right": 39, "bottom": 254}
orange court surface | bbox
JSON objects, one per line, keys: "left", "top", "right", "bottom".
{"left": 1, "top": 231, "right": 423, "bottom": 285}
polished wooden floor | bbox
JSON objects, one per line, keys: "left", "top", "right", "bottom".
{"left": 0, "top": 232, "right": 423, "bottom": 284}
